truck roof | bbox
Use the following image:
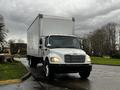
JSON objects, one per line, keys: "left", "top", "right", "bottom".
{"left": 38, "top": 14, "right": 75, "bottom": 21}
{"left": 27, "top": 14, "right": 75, "bottom": 31}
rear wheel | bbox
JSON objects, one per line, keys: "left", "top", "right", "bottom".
{"left": 29, "top": 57, "right": 37, "bottom": 68}
{"left": 28, "top": 59, "right": 31, "bottom": 66}
{"left": 79, "top": 71, "right": 90, "bottom": 79}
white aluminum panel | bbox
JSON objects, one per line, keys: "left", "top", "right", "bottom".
{"left": 27, "top": 17, "right": 39, "bottom": 57}
{"left": 40, "top": 17, "right": 73, "bottom": 36}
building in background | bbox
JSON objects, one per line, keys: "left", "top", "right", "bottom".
{"left": 10, "top": 43, "right": 27, "bottom": 56}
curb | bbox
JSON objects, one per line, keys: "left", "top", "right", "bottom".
{"left": 0, "top": 79, "right": 21, "bottom": 85}
{"left": 21, "top": 72, "right": 31, "bottom": 81}
{"left": 0, "top": 72, "right": 31, "bottom": 85}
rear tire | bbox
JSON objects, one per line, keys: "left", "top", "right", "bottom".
{"left": 29, "top": 57, "right": 37, "bottom": 68}
{"left": 79, "top": 71, "right": 90, "bottom": 80}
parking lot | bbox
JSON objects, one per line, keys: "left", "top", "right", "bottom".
{"left": 30, "top": 63, "right": 120, "bottom": 90}
{"left": 0, "top": 58, "right": 120, "bottom": 90}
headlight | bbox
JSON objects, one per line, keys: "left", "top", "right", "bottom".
{"left": 86, "top": 55, "right": 91, "bottom": 62}
{"left": 50, "top": 57, "right": 60, "bottom": 62}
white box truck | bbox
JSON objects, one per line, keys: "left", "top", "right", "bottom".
{"left": 27, "top": 14, "right": 92, "bottom": 79}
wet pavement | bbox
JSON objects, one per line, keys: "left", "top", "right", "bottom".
{"left": 0, "top": 58, "right": 120, "bottom": 90}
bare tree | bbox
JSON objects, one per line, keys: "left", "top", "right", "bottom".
{"left": 86, "top": 22, "right": 117, "bottom": 56}
{"left": 82, "top": 37, "right": 92, "bottom": 55}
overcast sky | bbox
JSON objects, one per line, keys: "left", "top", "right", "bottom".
{"left": 0, "top": 0, "right": 120, "bottom": 42}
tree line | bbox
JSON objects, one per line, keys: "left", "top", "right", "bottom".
{"left": 82, "top": 22, "right": 120, "bottom": 58}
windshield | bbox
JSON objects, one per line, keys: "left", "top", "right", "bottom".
{"left": 45, "top": 36, "right": 80, "bottom": 49}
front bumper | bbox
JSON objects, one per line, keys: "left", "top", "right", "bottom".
{"left": 49, "top": 64, "right": 92, "bottom": 73}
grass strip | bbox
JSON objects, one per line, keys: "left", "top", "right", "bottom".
{"left": 91, "top": 57, "right": 120, "bottom": 65}
{"left": 0, "top": 61, "right": 27, "bottom": 80}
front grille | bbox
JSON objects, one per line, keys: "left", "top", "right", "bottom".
{"left": 64, "top": 55, "right": 85, "bottom": 63}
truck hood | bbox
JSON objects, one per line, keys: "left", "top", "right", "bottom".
{"left": 50, "top": 48, "right": 86, "bottom": 55}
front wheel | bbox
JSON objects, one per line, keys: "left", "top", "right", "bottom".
{"left": 43, "top": 63, "right": 54, "bottom": 80}
{"left": 79, "top": 71, "right": 90, "bottom": 79}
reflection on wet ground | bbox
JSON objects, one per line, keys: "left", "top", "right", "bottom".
{"left": 0, "top": 76, "right": 71, "bottom": 90}
{"left": 30, "top": 64, "right": 120, "bottom": 90}
{"left": 30, "top": 65, "right": 91, "bottom": 90}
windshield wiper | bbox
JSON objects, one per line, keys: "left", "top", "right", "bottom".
{"left": 66, "top": 46, "right": 79, "bottom": 48}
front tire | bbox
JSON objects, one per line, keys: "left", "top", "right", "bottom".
{"left": 43, "top": 62, "right": 54, "bottom": 80}
{"left": 79, "top": 71, "right": 90, "bottom": 79}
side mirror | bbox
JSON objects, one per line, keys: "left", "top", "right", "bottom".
{"left": 39, "top": 39, "right": 42, "bottom": 44}
{"left": 47, "top": 44, "right": 51, "bottom": 47}
{"left": 39, "top": 39, "right": 43, "bottom": 49}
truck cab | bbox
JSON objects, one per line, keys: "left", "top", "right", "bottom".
{"left": 35, "top": 35, "right": 92, "bottom": 79}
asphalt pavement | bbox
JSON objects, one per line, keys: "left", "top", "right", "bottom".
{"left": 0, "top": 58, "right": 120, "bottom": 90}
